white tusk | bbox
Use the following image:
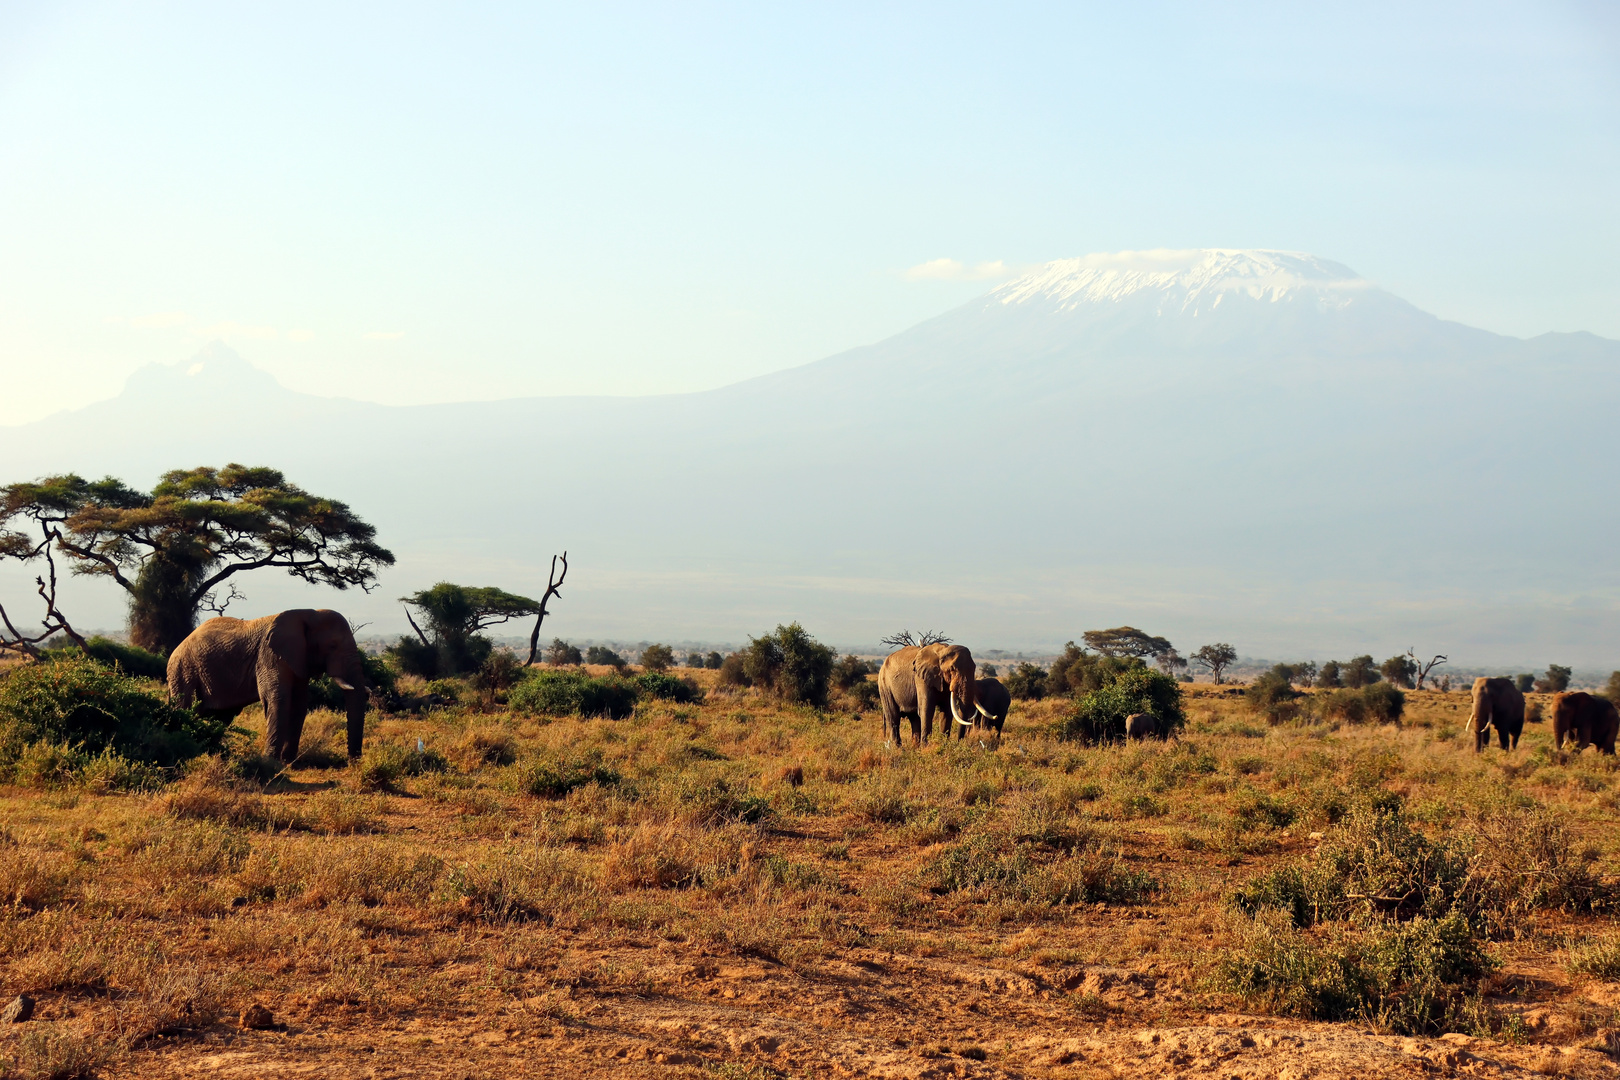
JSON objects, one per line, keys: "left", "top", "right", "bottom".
{"left": 975, "top": 702, "right": 992, "bottom": 719}
{"left": 950, "top": 695, "right": 966, "bottom": 727}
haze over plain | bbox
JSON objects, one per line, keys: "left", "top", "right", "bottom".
{"left": 1, "top": 3, "right": 1617, "bottom": 665}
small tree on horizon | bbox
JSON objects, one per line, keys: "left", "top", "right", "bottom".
{"left": 1082, "top": 626, "right": 1174, "bottom": 660}
{"left": 394, "top": 582, "right": 542, "bottom": 677}
{"left": 1380, "top": 653, "right": 1417, "bottom": 689}
{"left": 1316, "top": 660, "right": 1342, "bottom": 689}
{"left": 1343, "top": 655, "right": 1382, "bottom": 689}
{"left": 1192, "top": 643, "right": 1237, "bottom": 684}
{"left": 546, "top": 638, "right": 583, "bottom": 666}
{"left": 640, "top": 643, "right": 674, "bottom": 672}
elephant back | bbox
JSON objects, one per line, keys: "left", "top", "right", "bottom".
{"left": 168, "top": 614, "right": 277, "bottom": 711}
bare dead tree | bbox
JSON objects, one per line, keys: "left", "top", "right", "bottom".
{"left": 0, "top": 536, "right": 90, "bottom": 659}
{"left": 880, "top": 629, "right": 951, "bottom": 650}
{"left": 524, "top": 552, "right": 569, "bottom": 666}
{"left": 1408, "top": 647, "right": 1448, "bottom": 691}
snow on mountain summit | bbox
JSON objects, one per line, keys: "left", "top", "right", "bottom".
{"left": 993, "top": 249, "right": 1370, "bottom": 314}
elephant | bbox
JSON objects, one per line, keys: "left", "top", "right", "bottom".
{"left": 1126, "top": 713, "right": 1158, "bottom": 739}
{"left": 168, "top": 609, "right": 369, "bottom": 764}
{"left": 954, "top": 676, "right": 1010, "bottom": 744}
{"left": 1552, "top": 691, "right": 1620, "bottom": 754}
{"left": 1469, "top": 676, "right": 1525, "bottom": 752}
{"left": 877, "top": 643, "right": 977, "bottom": 747}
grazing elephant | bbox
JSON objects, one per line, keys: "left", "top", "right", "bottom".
{"left": 168, "top": 609, "right": 369, "bottom": 764}
{"left": 1468, "top": 677, "right": 1525, "bottom": 753}
{"left": 1126, "top": 713, "right": 1158, "bottom": 739}
{"left": 955, "top": 677, "right": 1010, "bottom": 744}
{"left": 878, "top": 643, "right": 977, "bottom": 748}
{"left": 1552, "top": 692, "right": 1620, "bottom": 754}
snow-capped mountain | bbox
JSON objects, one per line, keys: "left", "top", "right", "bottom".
{"left": 3, "top": 251, "right": 1618, "bottom": 663}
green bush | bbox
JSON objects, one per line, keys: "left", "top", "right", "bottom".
{"left": 1342, "top": 655, "right": 1381, "bottom": 689}
{"left": 309, "top": 651, "right": 396, "bottom": 710}
{"left": 633, "top": 672, "right": 703, "bottom": 704}
{"left": 1246, "top": 672, "right": 1302, "bottom": 722}
{"left": 1604, "top": 671, "right": 1620, "bottom": 703}
{"left": 1314, "top": 684, "right": 1405, "bottom": 726}
{"left": 832, "top": 654, "right": 875, "bottom": 690}
{"left": 0, "top": 654, "right": 228, "bottom": 767}
{"left": 703, "top": 651, "right": 724, "bottom": 670}
{"left": 544, "top": 638, "right": 582, "bottom": 665}
{"left": 1221, "top": 909, "right": 1492, "bottom": 1035}
{"left": 1047, "top": 642, "right": 1144, "bottom": 697}
{"left": 640, "top": 644, "right": 674, "bottom": 672}
{"left": 40, "top": 636, "right": 169, "bottom": 681}
{"left": 1316, "top": 660, "right": 1343, "bottom": 689}
{"left": 1057, "top": 666, "right": 1184, "bottom": 744}
{"left": 508, "top": 669, "right": 639, "bottom": 719}
{"left": 717, "top": 653, "right": 747, "bottom": 685}
{"left": 739, "top": 623, "right": 835, "bottom": 706}
{"left": 585, "top": 645, "right": 627, "bottom": 668}
{"left": 1361, "top": 683, "right": 1405, "bottom": 724}
{"left": 1004, "top": 662, "right": 1049, "bottom": 700}
{"left": 847, "top": 679, "right": 880, "bottom": 709}
{"left": 508, "top": 752, "right": 620, "bottom": 798}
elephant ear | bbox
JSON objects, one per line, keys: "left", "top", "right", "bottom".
{"left": 264, "top": 611, "right": 313, "bottom": 681}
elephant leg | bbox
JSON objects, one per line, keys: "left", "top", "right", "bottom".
{"left": 879, "top": 689, "right": 900, "bottom": 746}
{"left": 909, "top": 713, "right": 923, "bottom": 748}
{"left": 344, "top": 687, "right": 367, "bottom": 760}
{"left": 261, "top": 675, "right": 295, "bottom": 762}
{"left": 1497, "top": 723, "right": 1509, "bottom": 751}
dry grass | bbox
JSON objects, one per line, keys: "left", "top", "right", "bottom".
{"left": 0, "top": 681, "right": 1616, "bottom": 1076}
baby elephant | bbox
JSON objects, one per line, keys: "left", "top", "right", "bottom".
{"left": 954, "top": 677, "right": 1010, "bottom": 745}
{"left": 1552, "top": 691, "right": 1620, "bottom": 754}
{"left": 1125, "top": 713, "right": 1159, "bottom": 740}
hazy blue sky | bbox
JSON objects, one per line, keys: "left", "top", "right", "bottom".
{"left": 1, "top": 1, "right": 1616, "bottom": 424}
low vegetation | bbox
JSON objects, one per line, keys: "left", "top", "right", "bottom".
{"left": 1, "top": 646, "right": 1619, "bottom": 1076}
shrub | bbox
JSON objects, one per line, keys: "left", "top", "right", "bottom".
{"left": 847, "top": 679, "right": 880, "bottom": 709}
{"left": 1316, "top": 661, "right": 1342, "bottom": 689}
{"left": 1342, "top": 655, "right": 1381, "bottom": 689}
{"left": 1004, "top": 662, "right": 1048, "bottom": 700}
{"left": 354, "top": 742, "right": 448, "bottom": 792}
{"left": 1048, "top": 643, "right": 1143, "bottom": 696}
{"left": 0, "top": 655, "right": 227, "bottom": 767}
{"left": 546, "top": 638, "right": 583, "bottom": 666}
{"left": 1314, "top": 684, "right": 1404, "bottom": 726}
{"left": 1537, "top": 665, "right": 1572, "bottom": 694}
{"left": 1361, "top": 683, "right": 1405, "bottom": 724}
{"left": 740, "top": 623, "right": 835, "bottom": 706}
{"left": 1380, "top": 654, "right": 1417, "bottom": 689}
{"left": 1604, "top": 670, "right": 1620, "bottom": 703}
{"left": 703, "top": 651, "right": 724, "bottom": 670}
{"left": 1246, "top": 672, "right": 1302, "bottom": 722}
{"left": 1057, "top": 666, "right": 1184, "bottom": 744}
{"left": 1568, "top": 935, "right": 1620, "bottom": 980}
{"left": 633, "top": 672, "right": 703, "bottom": 704}
{"left": 509, "top": 670, "right": 639, "bottom": 719}
{"left": 585, "top": 646, "right": 627, "bottom": 668}
{"left": 309, "top": 651, "right": 396, "bottom": 710}
{"left": 640, "top": 644, "right": 674, "bottom": 672}
{"left": 717, "top": 653, "right": 747, "bottom": 686}
{"left": 507, "top": 752, "right": 620, "bottom": 799}
{"left": 1515, "top": 674, "right": 1534, "bottom": 693}
{"left": 1221, "top": 909, "right": 1492, "bottom": 1035}
{"left": 42, "top": 636, "right": 168, "bottom": 681}
{"left": 832, "top": 654, "right": 875, "bottom": 690}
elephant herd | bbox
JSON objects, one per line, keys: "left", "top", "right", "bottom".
{"left": 1469, "top": 676, "right": 1619, "bottom": 755}
{"left": 158, "top": 609, "right": 1619, "bottom": 765}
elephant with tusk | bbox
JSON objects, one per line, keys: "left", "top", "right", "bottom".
{"left": 952, "top": 676, "right": 1010, "bottom": 746}
{"left": 168, "top": 609, "right": 370, "bottom": 764}
{"left": 1468, "top": 676, "right": 1525, "bottom": 753}
{"left": 878, "top": 642, "right": 977, "bottom": 748}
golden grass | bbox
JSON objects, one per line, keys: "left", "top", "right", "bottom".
{"left": 0, "top": 683, "right": 1617, "bottom": 1076}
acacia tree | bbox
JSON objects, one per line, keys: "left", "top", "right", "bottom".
{"left": 1083, "top": 626, "right": 1173, "bottom": 660}
{"left": 396, "top": 583, "right": 542, "bottom": 677}
{"left": 1192, "top": 643, "right": 1237, "bottom": 684}
{"left": 1, "top": 466, "right": 394, "bottom": 654}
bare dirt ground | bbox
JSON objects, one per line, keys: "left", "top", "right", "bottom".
{"left": 2, "top": 677, "right": 1618, "bottom": 1079}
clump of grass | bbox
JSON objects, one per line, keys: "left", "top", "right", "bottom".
{"left": 847, "top": 772, "right": 912, "bottom": 824}
{"left": 452, "top": 722, "right": 518, "bottom": 768}
{"left": 1220, "top": 909, "right": 1493, "bottom": 1035}
{"left": 353, "top": 742, "right": 449, "bottom": 792}
{"left": 1567, "top": 935, "right": 1620, "bottom": 980}
{"left": 5, "top": 1026, "right": 106, "bottom": 1080}
{"left": 922, "top": 832, "right": 1157, "bottom": 907}
{"left": 443, "top": 846, "right": 598, "bottom": 924}
{"left": 509, "top": 670, "right": 639, "bottom": 719}
{"left": 506, "top": 751, "right": 620, "bottom": 799}
{"left": 0, "top": 847, "right": 76, "bottom": 910}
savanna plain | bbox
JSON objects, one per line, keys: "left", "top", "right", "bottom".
{"left": 3, "top": 663, "right": 1620, "bottom": 1080}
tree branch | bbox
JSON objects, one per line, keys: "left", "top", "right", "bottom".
{"left": 526, "top": 551, "right": 568, "bottom": 666}
{"left": 403, "top": 606, "right": 430, "bottom": 647}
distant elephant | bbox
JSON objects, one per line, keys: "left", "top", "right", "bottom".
{"left": 878, "top": 643, "right": 977, "bottom": 748}
{"left": 1552, "top": 692, "right": 1620, "bottom": 754}
{"left": 168, "top": 609, "right": 369, "bottom": 764}
{"left": 1126, "top": 713, "right": 1158, "bottom": 739}
{"left": 955, "top": 677, "right": 1009, "bottom": 744}
{"left": 1469, "top": 677, "right": 1525, "bottom": 753}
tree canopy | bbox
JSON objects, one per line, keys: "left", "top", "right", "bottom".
{"left": 1082, "top": 626, "right": 1173, "bottom": 659}
{"left": 1192, "top": 643, "right": 1238, "bottom": 684}
{"left": 395, "top": 582, "right": 541, "bottom": 677}
{"left": 1, "top": 465, "right": 394, "bottom": 654}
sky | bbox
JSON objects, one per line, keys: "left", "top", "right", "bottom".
{"left": 0, "top": 1, "right": 1617, "bottom": 425}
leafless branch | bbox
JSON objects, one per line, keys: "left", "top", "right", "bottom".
{"left": 2, "top": 536, "right": 89, "bottom": 656}
{"left": 1409, "top": 648, "right": 1448, "bottom": 691}
{"left": 880, "top": 629, "right": 951, "bottom": 650}
{"left": 525, "top": 551, "right": 569, "bottom": 666}
{"left": 199, "top": 582, "right": 247, "bottom": 618}
{"left": 403, "top": 606, "right": 430, "bottom": 647}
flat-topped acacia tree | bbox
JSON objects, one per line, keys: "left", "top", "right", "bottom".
{"left": 0, "top": 464, "right": 394, "bottom": 654}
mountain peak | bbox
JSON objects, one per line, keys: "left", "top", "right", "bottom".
{"left": 992, "top": 249, "right": 1371, "bottom": 314}
{"left": 120, "top": 341, "right": 286, "bottom": 402}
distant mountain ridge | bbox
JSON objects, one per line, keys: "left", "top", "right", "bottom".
{"left": 3, "top": 250, "right": 1618, "bottom": 664}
